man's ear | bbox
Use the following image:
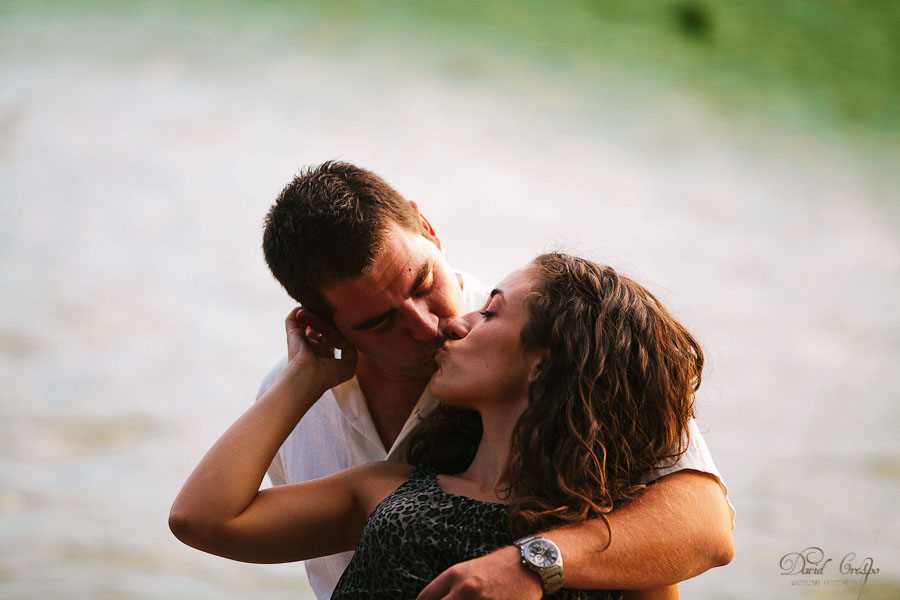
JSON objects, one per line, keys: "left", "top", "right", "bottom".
{"left": 409, "top": 200, "right": 441, "bottom": 250}
{"left": 295, "top": 308, "right": 354, "bottom": 351}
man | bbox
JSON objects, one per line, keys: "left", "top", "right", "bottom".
{"left": 258, "top": 161, "right": 734, "bottom": 599}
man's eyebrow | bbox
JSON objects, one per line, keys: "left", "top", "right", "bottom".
{"left": 489, "top": 288, "right": 504, "bottom": 298}
{"left": 407, "top": 258, "right": 434, "bottom": 297}
{"left": 351, "top": 259, "right": 434, "bottom": 332}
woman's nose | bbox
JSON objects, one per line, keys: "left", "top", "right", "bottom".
{"left": 441, "top": 316, "right": 469, "bottom": 341}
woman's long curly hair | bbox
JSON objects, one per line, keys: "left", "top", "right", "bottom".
{"left": 407, "top": 252, "right": 703, "bottom": 537}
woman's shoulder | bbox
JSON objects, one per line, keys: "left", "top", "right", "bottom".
{"left": 356, "top": 460, "right": 416, "bottom": 481}
{"left": 332, "top": 460, "right": 415, "bottom": 479}
{"left": 335, "top": 461, "right": 416, "bottom": 513}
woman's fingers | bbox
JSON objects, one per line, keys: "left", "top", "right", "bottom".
{"left": 294, "top": 309, "right": 352, "bottom": 350}
{"left": 284, "top": 308, "right": 358, "bottom": 388}
{"left": 285, "top": 310, "right": 329, "bottom": 360}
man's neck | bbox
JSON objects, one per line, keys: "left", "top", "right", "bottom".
{"left": 356, "top": 354, "right": 430, "bottom": 451}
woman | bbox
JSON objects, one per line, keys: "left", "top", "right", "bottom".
{"left": 169, "top": 253, "right": 703, "bottom": 599}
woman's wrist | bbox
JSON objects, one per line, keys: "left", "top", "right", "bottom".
{"left": 273, "top": 362, "right": 332, "bottom": 409}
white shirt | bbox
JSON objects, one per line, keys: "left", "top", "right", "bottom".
{"left": 258, "top": 271, "right": 728, "bottom": 599}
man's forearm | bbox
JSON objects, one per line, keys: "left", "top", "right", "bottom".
{"left": 417, "top": 471, "right": 732, "bottom": 600}
{"left": 546, "top": 470, "right": 734, "bottom": 589}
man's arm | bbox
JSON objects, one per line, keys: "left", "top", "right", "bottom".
{"left": 417, "top": 470, "right": 733, "bottom": 599}
{"left": 547, "top": 470, "right": 734, "bottom": 588}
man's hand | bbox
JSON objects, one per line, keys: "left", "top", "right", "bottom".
{"left": 416, "top": 546, "right": 542, "bottom": 600}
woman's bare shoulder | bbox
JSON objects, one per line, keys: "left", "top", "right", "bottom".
{"left": 336, "top": 460, "right": 414, "bottom": 479}
{"left": 333, "top": 461, "right": 416, "bottom": 511}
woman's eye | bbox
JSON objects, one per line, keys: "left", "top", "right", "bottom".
{"left": 479, "top": 310, "right": 495, "bottom": 319}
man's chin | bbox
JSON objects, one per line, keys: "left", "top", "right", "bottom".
{"left": 378, "top": 358, "right": 438, "bottom": 379}
{"left": 400, "top": 356, "right": 438, "bottom": 379}
{"left": 413, "top": 360, "right": 439, "bottom": 379}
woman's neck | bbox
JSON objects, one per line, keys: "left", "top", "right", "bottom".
{"left": 454, "top": 399, "right": 527, "bottom": 501}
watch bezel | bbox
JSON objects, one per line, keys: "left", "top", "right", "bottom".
{"left": 521, "top": 538, "right": 559, "bottom": 567}
{"left": 515, "top": 536, "right": 564, "bottom": 594}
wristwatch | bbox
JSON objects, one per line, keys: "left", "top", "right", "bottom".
{"left": 514, "top": 536, "right": 563, "bottom": 594}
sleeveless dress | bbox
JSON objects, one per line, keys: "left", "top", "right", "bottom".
{"left": 332, "top": 465, "right": 621, "bottom": 600}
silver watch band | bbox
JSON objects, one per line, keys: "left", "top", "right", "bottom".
{"left": 515, "top": 536, "right": 564, "bottom": 594}
{"left": 538, "top": 564, "right": 563, "bottom": 594}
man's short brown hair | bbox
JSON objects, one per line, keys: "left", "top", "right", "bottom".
{"left": 262, "top": 161, "right": 433, "bottom": 321}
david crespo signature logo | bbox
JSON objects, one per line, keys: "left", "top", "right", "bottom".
{"left": 779, "top": 546, "right": 880, "bottom": 589}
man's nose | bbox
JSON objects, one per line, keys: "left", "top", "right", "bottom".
{"left": 404, "top": 298, "right": 441, "bottom": 342}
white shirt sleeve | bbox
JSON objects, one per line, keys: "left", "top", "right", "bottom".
{"left": 641, "top": 418, "right": 734, "bottom": 524}
{"left": 256, "top": 355, "right": 289, "bottom": 487}
{"left": 642, "top": 420, "right": 723, "bottom": 481}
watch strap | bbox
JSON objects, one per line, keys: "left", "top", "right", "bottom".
{"left": 515, "top": 536, "right": 564, "bottom": 595}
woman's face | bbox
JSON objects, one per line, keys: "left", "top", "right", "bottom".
{"left": 431, "top": 267, "right": 546, "bottom": 410}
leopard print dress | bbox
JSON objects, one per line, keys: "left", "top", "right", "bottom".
{"left": 331, "top": 465, "right": 621, "bottom": 600}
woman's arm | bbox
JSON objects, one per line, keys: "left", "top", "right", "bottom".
{"left": 168, "top": 308, "right": 377, "bottom": 563}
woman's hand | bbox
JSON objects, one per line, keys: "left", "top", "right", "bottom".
{"left": 283, "top": 308, "right": 357, "bottom": 396}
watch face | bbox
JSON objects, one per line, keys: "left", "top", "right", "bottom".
{"left": 525, "top": 540, "right": 559, "bottom": 567}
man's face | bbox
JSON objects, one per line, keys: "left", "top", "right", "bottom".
{"left": 322, "top": 223, "right": 465, "bottom": 378}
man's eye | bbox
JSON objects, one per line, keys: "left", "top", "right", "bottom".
{"left": 413, "top": 275, "right": 433, "bottom": 297}
{"left": 372, "top": 317, "right": 393, "bottom": 333}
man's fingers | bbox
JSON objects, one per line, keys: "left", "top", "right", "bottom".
{"left": 418, "top": 574, "right": 485, "bottom": 600}
{"left": 418, "top": 550, "right": 542, "bottom": 600}
{"left": 416, "top": 569, "right": 454, "bottom": 600}
{"left": 417, "top": 566, "right": 486, "bottom": 600}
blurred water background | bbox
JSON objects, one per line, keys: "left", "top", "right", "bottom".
{"left": 2, "top": 1, "right": 899, "bottom": 598}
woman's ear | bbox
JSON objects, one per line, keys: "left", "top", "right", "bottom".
{"left": 529, "top": 350, "right": 550, "bottom": 382}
